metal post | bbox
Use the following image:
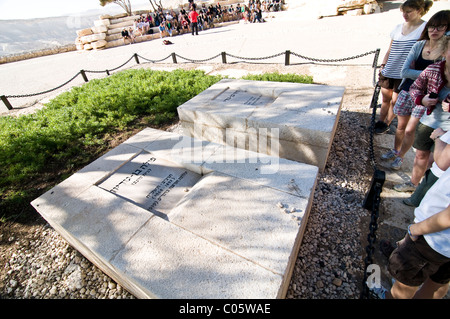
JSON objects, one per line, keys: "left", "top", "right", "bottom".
{"left": 80, "top": 70, "right": 89, "bottom": 82}
{"left": 171, "top": 53, "right": 177, "bottom": 64}
{"left": 134, "top": 53, "right": 140, "bottom": 64}
{"left": 285, "top": 50, "right": 291, "bottom": 66}
{"left": 221, "top": 52, "right": 227, "bottom": 64}
{"left": 1, "top": 95, "right": 13, "bottom": 110}
{"left": 372, "top": 48, "right": 381, "bottom": 87}
{"left": 372, "top": 48, "right": 381, "bottom": 68}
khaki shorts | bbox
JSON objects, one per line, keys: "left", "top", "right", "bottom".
{"left": 413, "top": 122, "right": 435, "bottom": 152}
{"left": 388, "top": 234, "right": 450, "bottom": 286}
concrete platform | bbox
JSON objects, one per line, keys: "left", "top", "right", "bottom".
{"left": 178, "top": 79, "right": 345, "bottom": 172}
{"left": 31, "top": 127, "right": 318, "bottom": 299}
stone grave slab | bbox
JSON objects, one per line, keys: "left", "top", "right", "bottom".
{"left": 31, "top": 127, "right": 318, "bottom": 299}
{"left": 177, "top": 79, "right": 345, "bottom": 171}
{"left": 97, "top": 151, "right": 201, "bottom": 217}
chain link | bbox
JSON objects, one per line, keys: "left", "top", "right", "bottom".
{"left": 361, "top": 181, "right": 382, "bottom": 299}
{"left": 175, "top": 53, "right": 222, "bottom": 63}
{"left": 360, "top": 83, "right": 384, "bottom": 299}
{"left": 137, "top": 53, "right": 172, "bottom": 63}
{"left": 291, "top": 49, "right": 378, "bottom": 63}
{"left": 226, "top": 51, "right": 285, "bottom": 61}
{"left": 368, "top": 84, "right": 381, "bottom": 170}
{"left": 4, "top": 49, "right": 379, "bottom": 100}
{"left": 5, "top": 71, "right": 82, "bottom": 99}
{"left": 3, "top": 46, "right": 385, "bottom": 299}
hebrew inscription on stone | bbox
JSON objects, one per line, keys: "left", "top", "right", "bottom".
{"left": 214, "top": 88, "right": 275, "bottom": 107}
{"left": 98, "top": 151, "right": 201, "bottom": 216}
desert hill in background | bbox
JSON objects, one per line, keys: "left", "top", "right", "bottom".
{"left": 0, "top": 15, "right": 98, "bottom": 56}
{"left": 0, "top": 0, "right": 191, "bottom": 57}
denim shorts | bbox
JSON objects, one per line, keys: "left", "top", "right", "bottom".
{"left": 388, "top": 234, "right": 450, "bottom": 286}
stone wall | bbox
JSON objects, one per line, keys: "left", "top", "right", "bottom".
{"left": 0, "top": 44, "right": 76, "bottom": 65}
{"left": 0, "top": 0, "right": 281, "bottom": 64}
{"left": 76, "top": 7, "right": 247, "bottom": 51}
{"left": 75, "top": 12, "right": 158, "bottom": 51}
{"left": 74, "top": 0, "right": 274, "bottom": 52}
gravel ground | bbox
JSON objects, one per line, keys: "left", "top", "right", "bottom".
{"left": 2, "top": 0, "right": 433, "bottom": 299}
{"left": 0, "top": 61, "right": 377, "bottom": 299}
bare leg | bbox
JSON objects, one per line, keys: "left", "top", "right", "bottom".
{"left": 398, "top": 116, "right": 420, "bottom": 158}
{"left": 411, "top": 149, "right": 431, "bottom": 186}
{"left": 387, "top": 280, "right": 419, "bottom": 299}
{"left": 387, "top": 91, "right": 399, "bottom": 126}
{"left": 379, "top": 87, "right": 393, "bottom": 123}
{"left": 413, "top": 278, "right": 449, "bottom": 299}
{"left": 394, "top": 115, "right": 409, "bottom": 152}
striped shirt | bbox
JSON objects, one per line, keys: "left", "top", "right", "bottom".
{"left": 381, "top": 21, "right": 426, "bottom": 79}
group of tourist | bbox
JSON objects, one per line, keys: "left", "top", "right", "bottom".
{"left": 369, "top": 0, "right": 450, "bottom": 300}
{"left": 121, "top": 0, "right": 285, "bottom": 43}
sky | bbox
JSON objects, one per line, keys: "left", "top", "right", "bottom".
{"left": 0, "top": 0, "right": 157, "bottom": 20}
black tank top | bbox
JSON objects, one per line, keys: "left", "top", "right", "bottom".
{"left": 401, "top": 53, "right": 435, "bottom": 91}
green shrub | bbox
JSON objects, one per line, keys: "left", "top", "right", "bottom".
{"left": 241, "top": 72, "right": 313, "bottom": 84}
{"left": 0, "top": 69, "right": 313, "bottom": 220}
{"left": 0, "top": 69, "right": 222, "bottom": 217}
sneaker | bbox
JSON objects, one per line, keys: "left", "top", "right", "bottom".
{"left": 368, "top": 285, "right": 388, "bottom": 299}
{"left": 403, "top": 197, "right": 418, "bottom": 207}
{"left": 394, "top": 181, "right": 416, "bottom": 192}
{"left": 390, "top": 156, "right": 403, "bottom": 170}
{"left": 374, "top": 121, "right": 389, "bottom": 134}
{"left": 381, "top": 149, "right": 399, "bottom": 160}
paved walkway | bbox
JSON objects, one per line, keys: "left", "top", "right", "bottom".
{"left": 2, "top": 0, "right": 449, "bottom": 297}
{"left": 3, "top": 0, "right": 441, "bottom": 113}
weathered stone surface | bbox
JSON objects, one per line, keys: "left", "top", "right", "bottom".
{"left": 91, "top": 25, "right": 108, "bottom": 34}
{"left": 31, "top": 127, "right": 318, "bottom": 299}
{"left": 76, "top": 28, "right": 93, "bottom": 37}
{"left": 94, "top": 19, "right": 111, "bottom": 27}
{"left": 178, "top": 79, "right": 345, "bottom": 171}
{"left": 80, "top": 33, "right": 106, "bottom": 44}
{"left": 91, "top": 40, "right": 107, "bottom": 49}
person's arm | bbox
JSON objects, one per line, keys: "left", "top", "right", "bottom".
{"left": 409, "top": 205, "right": 450, "bottom": 241}
{"left": 380, "top": 39, "right": 393, "bottom": 68}
{"left": 409, "top": 69, "right": 439, "bottom": 108}
{"left": 401, "top": 41, "right": 424, "bottom": 80}
{"left": 430, "top": 129, "right": 450, "bottom": 170}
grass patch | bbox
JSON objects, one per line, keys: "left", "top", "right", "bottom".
{"left": 242, "top": 72, "right": 313, "bottom": 84}
{"left": 0, "top": 69, "right": 313, "bottom": 223}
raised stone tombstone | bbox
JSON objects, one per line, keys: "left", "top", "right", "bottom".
{"left": 31, "top": 127, "right": 319, "bottom": 299}
{"left": 178, "top": 79, "right": 345, "bottom": 171}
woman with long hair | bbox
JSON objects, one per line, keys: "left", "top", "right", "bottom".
{"left": 382, "top": 10, "right": 450, "bottom": 170}
{"left": 375, "top": 0, "right": 433, "bottom": 134}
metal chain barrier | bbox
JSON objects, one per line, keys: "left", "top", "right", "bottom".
{"left": 4, "top": 71, "right": 82, "bottom": 100}
{"left": 175, "top": 52, "right": 222, "bottom": 63}
{"left": 360, "top": 81, "right": 385, "bottom": 299}
{"left": 86, "top": 54, "right": 136, "bottom": 74}
{"left": 137, "top": 53, "right": 173, "bottom": 63}
{"left": 1, "top": 48, "right": 380, "bottom": 110}
{"left": 291, "top": 49, "right": 378, "bottom": 63}
{"left": 226, "top": 51, "right": 285, "bottom": 61}
{"left": 1, "top": 45, "right": 385, "bottom": 299}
